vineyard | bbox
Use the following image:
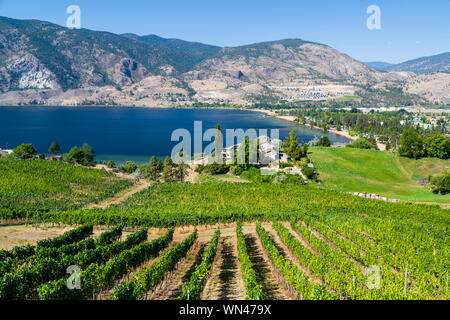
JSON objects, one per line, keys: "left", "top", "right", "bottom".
{"left": 0, "top": 159, "right": 133, "bottom": 213}
{"left": 0, "top": 166, "right": 448, "bottom": 300}
{"left": 2, "top": 183, "right": 448, "bottom": 228}
{"left": 0, "top": 216, "right": 448, "bottom": 300}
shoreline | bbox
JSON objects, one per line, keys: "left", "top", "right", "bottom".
{"left": 252, "top": 108, "right": 358, "bottom": 142}
{"left": 253, "top": 108, "right": 386, "bottom": 150}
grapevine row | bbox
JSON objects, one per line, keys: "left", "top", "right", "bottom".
{"left": 111, "top": 229, "right": 198, "bottom": 300}
{"left": 0, "top": 228, "right": 147, "bottom": 299}
{"left": 179, "top": 228, "right": 220, "bottom": 300}
{"left": 236, "top": 222, "right": 263, "bottom": 300}
{"left": 37, "top": 228, "right": 174, "bottom": 300}
{"left": 256, "top": 222, "right": 338, "bottom": 300}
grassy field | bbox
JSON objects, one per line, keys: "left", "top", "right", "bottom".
{"left": 309, "top": 147, "right": 450, "bottom": 204}
{"left": 0, "top": 159, "right": 133, "bottom": 212}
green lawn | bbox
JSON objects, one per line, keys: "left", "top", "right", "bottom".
{"left": 309, "top": 147, "right": 450, "bottom": 205}
{"left": 331, "top": 95, "right": 360, "bottom": 101}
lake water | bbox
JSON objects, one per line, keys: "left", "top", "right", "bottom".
{"left": 0, "top": 107, "right": 349, "bottom": 164}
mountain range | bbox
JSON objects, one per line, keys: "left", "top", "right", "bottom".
{"left": 365, "top": 53, "right": 450, "bottom": 74}
{"left": 0, "top": 16, "right": 448, "bottom": 107}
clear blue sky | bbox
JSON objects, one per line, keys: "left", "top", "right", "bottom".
{"left": 0, "top": 0, "right": 448, "bottom": 63}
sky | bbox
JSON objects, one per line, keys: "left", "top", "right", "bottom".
{"left": 0, "top": 0, "right": 449, "bottom": 64}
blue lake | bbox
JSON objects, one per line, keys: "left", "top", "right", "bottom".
{"left": 0, "top": 107, "right": 350, "bottom": 164}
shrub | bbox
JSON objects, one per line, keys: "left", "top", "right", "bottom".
{"left": 430, "top": 170, "right": 450, "bottom": 195}
{"left": 279, "top": 162, "right": 293, "bottom": 169}
{"left": 285, "top": 174, "right": 307, "bottom": 185}
{"left": 302, "top": 166, "right": 317, "bottom": 181}
{"left": 13, "top": 144, "right": 37, "bottom": 160}
{"left": 107, "top": 161, "right": 116, "bottom": 169}
{"left": 203, "top": 164, "right": 230, "bottom": 175}
{"left": 347, "top": 138, "right": 375, "bottom": 150}
{"left": 119, "top": 161, "right": 137, "bottom": 174}
{"left": 231, "top": 164, "right": 260, "bottom": 176}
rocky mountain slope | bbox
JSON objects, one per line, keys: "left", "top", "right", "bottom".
{"left": 0, "top": 16, "right": 441, "bottom": 107}
{"left": 371, "top": 53, "right": 450, "bottom": 74}
{"left": 364, "top": 61, "right": 394, "bottom": 71}
{"left": 121, "top": 33, "right": 222, "bottom": 67}
{"left": 0, "top": 16, "right": 213, "bottom": 93}
{"left": 404, "top": 72, "right": 450, "bottom": 104}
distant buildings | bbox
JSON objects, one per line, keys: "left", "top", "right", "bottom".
{"left": 0, "top": 148, "right": 13, "bottom": 157}
{"left": 351, "top": 192, "right": 399, "bottom": 203}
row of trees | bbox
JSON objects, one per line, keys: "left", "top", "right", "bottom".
{"left": 140, "top": 156, "right": 189, "bottom": 183}
{"left": 2, "top": 141, "right": 96, "bottom": 167}
{"left": 399, "top": 130, "right": 450, "bottom": 160}
{"left": 63, "top": 144, "right": 95, "bottom": 166}
{"left": 287, "top": 106, "right": 448, "bottom": 151}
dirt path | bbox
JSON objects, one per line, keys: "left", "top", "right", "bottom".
{"left": 148, "top": 238, "right": 210, "bottom": 300}
{"left": 202, "top": 234, "right": 246, "bottom": 300}
{"left": 394, "top": 156, "right": 412, "bottom": 180}
{"left": 245, "top": 227, "right": 291, "bottom": 300}
{"left": 86, "top": 179, "right": 150, "bottom": 209}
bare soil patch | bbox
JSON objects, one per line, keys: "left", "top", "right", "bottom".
{"left": 244, "top": 226, "right": 291, "bottom": 300}
{"left": 202, "top": 234, "right": 246, "bottom": 300}
{"left": 0, "top": 224, "right": 110, "bottom": 250}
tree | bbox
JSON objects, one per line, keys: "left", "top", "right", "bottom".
{"left": 398, "top": 129, "right": 424, "bottom": 159}
{"left": 162, "top": 156, "right": 177, "bottom": 182}
{"left": 214, "top": 125, "right": 224, "bottom": 164}
{"left": 63, "top": 146, "right": 85, "bottom": 164}
{"left": 282, "top": 131, "right": 305, "bottom": 161}
{"left": 107, "top": 160, "right": 116, "bottom": 169}
{"left": 177, "top": 163, "right": 190, "bottom": 183}
{"left": 63, "top": 144, "right": 95, "bottom": 166}
{"left": 13, "top": 144, "right": 37, "bottom": 160}
{"left": 148, "top": 156, "right": 163, "bottom": 181}
{"left": 81, "top": 143, "right": 95, "bottom": 164}
{"left": 430, "top": 170, "right": 450, "bottom": 195}
{"left": 302, "top": 143, "right": 309, "bottom": 155}
{"left": 235, "top": 137, "right": 260, "bottom": 165}
{"left": 424, "top": 133, "right": 450, "bottom": 159}
{"left": 49, "top": 141, "right": 61, "bottom": 154}
{"left": 316, "top": 136, "right": 331, "bottom": 147}
{"left": 119, "top": 161, "right": 137, "bottom": 174}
